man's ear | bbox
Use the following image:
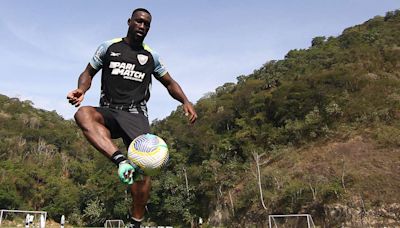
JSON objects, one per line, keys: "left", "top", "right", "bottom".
{"left": 127, "top": 18, "right": 131, "bottom": 25}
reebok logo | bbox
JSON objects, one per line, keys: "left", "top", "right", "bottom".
{"left": 109, "top": 61, "right": 146, "bottom": 82}
{"left": 110, "top": 52, "right": 121, "bottom": 57}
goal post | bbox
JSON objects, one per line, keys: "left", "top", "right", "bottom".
{"left": 269, "top": 214, "right": 315, "bottom": 228}
{"left": 104, "top": 219, "right": 125, "bottom": 228}
{"left": 0, "top": 209, "right": 47, "bottom": 227}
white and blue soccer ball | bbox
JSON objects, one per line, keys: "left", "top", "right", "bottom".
{"left": 128, "top": 133, "right": 169, "bottom": 176}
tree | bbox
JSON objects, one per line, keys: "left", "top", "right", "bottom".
{"left": 311, "top": 36, "right": 326, "bottom": 47}
{"left": 252, "top": 151, "right": 269, "bottom": 211}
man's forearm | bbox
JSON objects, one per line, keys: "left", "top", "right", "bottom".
{"left": 167, "top": 82, "right": 190, "bottom": 104}
{"left": 77, "top": 72, "right": 92, "bottom": 93}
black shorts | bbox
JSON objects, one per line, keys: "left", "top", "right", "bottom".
{"left": 95, "top": 107, "right": 151, "bottom": 148}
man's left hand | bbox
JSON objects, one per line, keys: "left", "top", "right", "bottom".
{"left": 183, "top": 102, "right": 197, "bottom": 124}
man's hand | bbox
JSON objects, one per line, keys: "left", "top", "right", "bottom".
{"left": 183, "top": 102, "right": 197, "bottom": 124}
{"left": 118, "top": 161, "right": 136, "bottom": 185}
{"left": 67, "top": 89, "right": 85, "bottom": 107}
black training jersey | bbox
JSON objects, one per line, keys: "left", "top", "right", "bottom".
{"left": 89, "top": 38, "right": 168, "bottom": 117}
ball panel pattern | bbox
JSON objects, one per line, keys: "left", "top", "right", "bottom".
{"left": 128, "top": 134, "right": 169, "bottom": 176}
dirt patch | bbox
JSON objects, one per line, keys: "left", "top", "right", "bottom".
{"left": 291, "top": 136, "right": 400, "bottom": 203}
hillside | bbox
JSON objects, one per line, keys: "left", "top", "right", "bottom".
{"left": 151, "top": 10, "right": 400, "bottom": 227}
{"left": 0, "top": 95, "right": 131, "bottom": 226}
{"left": 1, "top": 9, "right": 400, "bottom": 227}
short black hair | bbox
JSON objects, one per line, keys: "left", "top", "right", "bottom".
{"left": 132, "top": 8, "right": 151, "bottom": 17}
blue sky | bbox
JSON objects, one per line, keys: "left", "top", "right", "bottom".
{"left": 0, "top": 1, "right": 399, "bottom": 121}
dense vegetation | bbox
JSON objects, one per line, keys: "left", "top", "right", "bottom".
{"left": 0, "top": 10, "right": 399, "bottom": 227}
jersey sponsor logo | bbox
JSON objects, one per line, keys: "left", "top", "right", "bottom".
{"left": 109, "top": 61, "right": 146, "bottom": 82}
{"left": 137, "top": 54, "right": 148, "bottom": 65}
{"left": 110, "top": 52, "right": 121, "bottom": 57}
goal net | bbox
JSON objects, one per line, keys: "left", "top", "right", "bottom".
{"left": 104, "top": 219, "right": 125, "bottom": 228}
{"left": 0, "top": 209, "right": 47, "bottom": 227}
{"left": 268, "top": 214, "right": 315, "bottom": 228}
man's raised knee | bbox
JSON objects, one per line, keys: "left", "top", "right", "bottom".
{"left": 74, "top": 106, "right": 99, "bottom": 128}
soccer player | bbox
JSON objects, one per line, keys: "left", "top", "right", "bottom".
{"left": 67, "top": 8, "right": 197, "bottom": 227}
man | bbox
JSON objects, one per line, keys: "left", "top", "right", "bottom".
{"left": 67, "top": 8, "right": 197, "bottom": 227}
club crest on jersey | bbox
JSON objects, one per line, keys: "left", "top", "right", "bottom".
{"left": 137, "top": 54, "right": 148, "bottom": 65}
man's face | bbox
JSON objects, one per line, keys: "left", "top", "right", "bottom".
{"left": 128, "top": 11, "right": 152, "bottom": 42}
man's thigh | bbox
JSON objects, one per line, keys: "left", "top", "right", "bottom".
{"left": 95, "top": 108, "right": 151, "bottom": 148}
{"left": 95, "top": 107, "right": 124, "bottom": 139}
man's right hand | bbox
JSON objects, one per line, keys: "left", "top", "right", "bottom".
{"left": 67, "top": 89, "right": 84, "bottom": 107}
{"left": 118, "top": 161, "right": 136, "bottom": 185}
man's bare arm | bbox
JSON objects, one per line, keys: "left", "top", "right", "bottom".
{"left": 158, "top": 73, "right": 198, "bottom": 123}
{"left": 67, "top": 64, "right": 99, "bottom": 107}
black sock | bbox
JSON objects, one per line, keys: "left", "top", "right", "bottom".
{"left": 110, "top": 150, "right": 127, "bottom": 166}
{"left": 130, "top": 217, "right": 142, "bottom": 227}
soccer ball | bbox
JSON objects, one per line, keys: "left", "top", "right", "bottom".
{"left": 128, "top": 133, "right": 169, "bottom": 176}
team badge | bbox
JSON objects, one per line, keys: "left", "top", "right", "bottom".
{"left": 137, "top": 54, "right": 148, "bottom": 65}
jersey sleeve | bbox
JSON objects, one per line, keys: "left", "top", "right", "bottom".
{"left": 152, "top": 51, "right": 168, "bottom": 78}
{"left": 89, "top": 38, "right": 122, "bottom": 70}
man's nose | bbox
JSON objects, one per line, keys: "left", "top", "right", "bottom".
{"left": 138, "top": 22, "right": 145, "bottom": 29}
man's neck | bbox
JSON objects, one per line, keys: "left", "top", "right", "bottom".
{"left": 123, "top": 37, "right": 143, "bottom": 48}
